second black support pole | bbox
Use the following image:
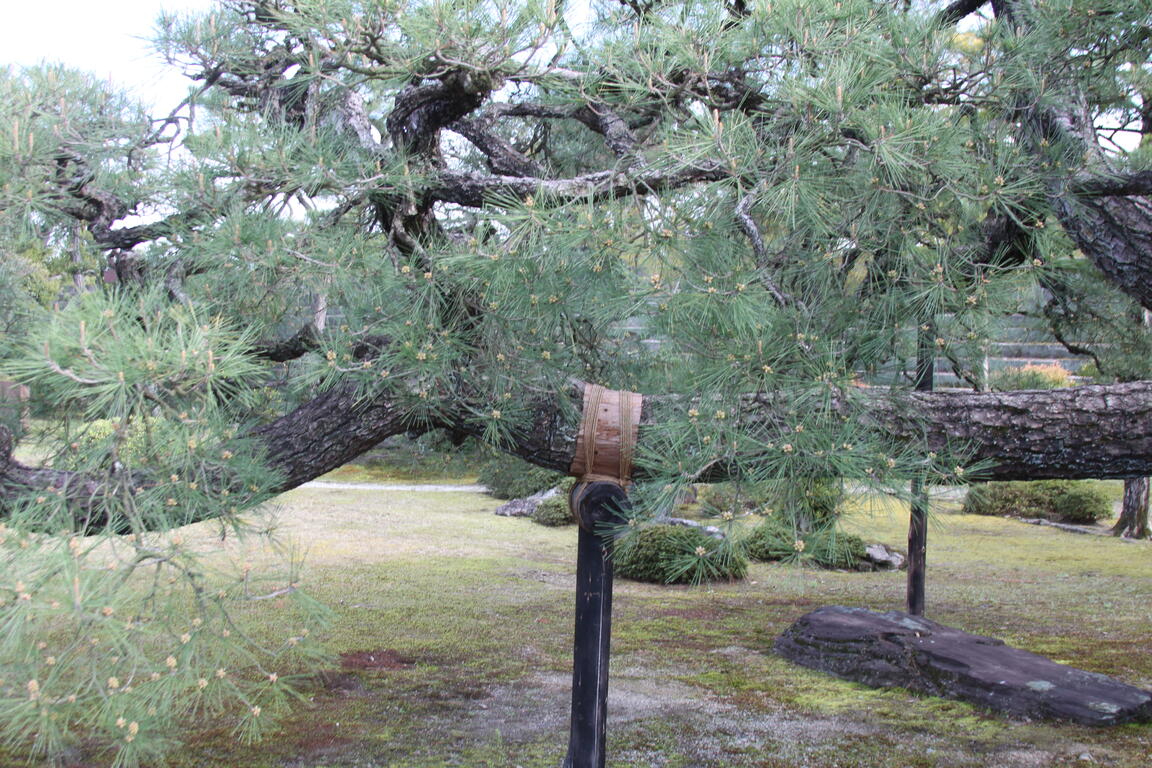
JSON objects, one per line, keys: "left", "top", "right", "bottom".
{"left": 563, "top": 482, "right": 629, "bottom": 768}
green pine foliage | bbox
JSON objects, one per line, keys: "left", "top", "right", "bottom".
{"left": 0, "top": 290, "right": 328, "bottom": 763}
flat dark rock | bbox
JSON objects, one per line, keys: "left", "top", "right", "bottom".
{"left": 775, "top": 606, "right": 1152, "bottom": 726}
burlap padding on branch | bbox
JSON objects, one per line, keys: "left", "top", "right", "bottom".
{"left": 568, "top": 384, "right": 643, "bottom": 485}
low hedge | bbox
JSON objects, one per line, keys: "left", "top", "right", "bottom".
{"left": 744, "top": 516, "right": 867, "bottom": 569}
{"left": 530, "top": 495, "right": 574, "bottom": 527}
{"left": 962, "top": 480, "right": 1112, "bottom": 524}
{"left": 478, "top": 453, "right": 567, "bottom": 500}
{"left": 613, "top": 524, "right": 747, "bottom": 585}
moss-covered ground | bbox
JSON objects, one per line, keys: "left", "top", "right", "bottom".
{"left": 10, "top": 485, "right": 1152, "bottom": 767}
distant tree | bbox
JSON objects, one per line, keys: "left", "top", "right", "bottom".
{"left": 2, "top": 0, "right": 1152, "bottom": 762}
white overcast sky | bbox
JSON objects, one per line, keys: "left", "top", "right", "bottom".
{"left": 0, "top": 0, "right": 218, "bottom": 110}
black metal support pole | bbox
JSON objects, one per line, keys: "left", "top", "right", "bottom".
{"left": 907, "top": 326, "right": 935, "bottom": 617}
{"left": 906, "top": 474, "right": 928, "bottom": 616}
{"left": 563, "top": 482, "right": 629, "bottom": 768}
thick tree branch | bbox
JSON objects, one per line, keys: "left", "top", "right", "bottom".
{"left": 250, "top": 324, "right": 320, "bottom": 362}
{"left": 249, "top": 384, "right": 415, "bottom": 491}
{"left": 387, "top": 72, "right": 494, "bottom": 154}
{"left": 450, "top": 116, "right": 544, "bottom": 177}
{"left": 468, "top": 101, "right": 652, "bottom": 158}
{"left": 936, "top": 0, "right": 988, "bottom": 26}
{"left": 428, "top": 162, "right": 731, "bottom": 207}
{"left": 8, "top": 380, "right": 1152, "bottom": 532}
{"left": 1049, "top": 192, "right": 1152, "bottom": 312}
{"left": 91, "top": 211, "right": 202, "bottom": 251}
{"left": 572, "top": 104, "right": 640, "bottom": 159}
{"left": 871, "top": 382, "right": 1152, "bottom": 480}
{"left": 1070, "top": 170, "right": 1152, "bottom": 198}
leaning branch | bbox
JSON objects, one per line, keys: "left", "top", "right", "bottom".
{"left": 7, "top": 380, "right": 1152, "bottom": 531}
{"left": 428, "top": 162, "right": 732, "bottom": 207}
{"left": 936, "top": 0, "right": 988, "bottom": 26}
{"left": 1070, "top": 170, "right": 1152, "bottom": 198}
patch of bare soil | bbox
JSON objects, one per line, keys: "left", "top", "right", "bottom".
{"left": 458, "top": 649, "right": 1072, "bottom": 768}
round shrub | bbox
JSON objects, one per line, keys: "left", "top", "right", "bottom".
{"left": 614, "top": 524, "right": 746, "bottom": 584}
{"left": 962, "top": 480, "right": 1112, "bottom": 523}
{"left": 744, "top": 516, "right": 798, "bottom": 562}
{"left": 478, "top": 453, "right": 566, "bottom": 500}
{"left": 1049, "top": 483, "right": 1113, "bottom": 524}
{"left": 530, "top": 495, "right": 574, "bottom": 527}
{"left": 962, "top": 482, "right": 1034, "bottom": 516}
{"left": 745, "top": 517, "right": 867, "bottom": 569}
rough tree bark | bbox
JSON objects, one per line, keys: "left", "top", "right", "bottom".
{"left": 1113, "top": 477, "right": 1150, "bottom": 539}
{"left": 6, "top": 380, "right": 1152, "bottom": 529}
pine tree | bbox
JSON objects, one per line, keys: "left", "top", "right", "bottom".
{"left": 2, "top": 0, "right": 1152, "bottom": 762}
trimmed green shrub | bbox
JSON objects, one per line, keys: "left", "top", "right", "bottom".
{"left": 745, "top": 516, "right": 867, "bottom": 569}
{"left": 531, "top": 495, "right": 574, "bottom": 526}
{"left": 788, "top": 478, "right": 845, "bottom": 530}
{"left": 1050, "top": 484, "right": 1114, "bottom": 524}
{"left": 699, "top": 479, "right": 844, "bottom": 530}
{"left": 962, "top": 481, "right": 1112, "bottom": 524}
{"left": 477, "top": 452, "right": 566, "bottom": 500}
{"left": 614, "top": 524, "right": 747, "bottom": 584}
{"left": 743, "top": 515, "right": 799, "bottom": 562}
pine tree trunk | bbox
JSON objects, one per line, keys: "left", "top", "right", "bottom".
{"left": 1112, "top": 477, "right": 1150, "bottom": 539}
